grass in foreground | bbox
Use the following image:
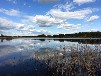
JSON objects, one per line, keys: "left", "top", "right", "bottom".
{"left": 34, "top": 44, "right": 101, "bottom": 76}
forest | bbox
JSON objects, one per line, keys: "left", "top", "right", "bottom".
{"left": 1, "top": 31, "right": 101, "bottom": 38}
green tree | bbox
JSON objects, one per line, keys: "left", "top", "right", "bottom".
{"left": 1, "top": 34, "right": 4, "bottom": 37}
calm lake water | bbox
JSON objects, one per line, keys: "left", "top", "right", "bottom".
{"left": 0, "top": 38, "right": 101, "bottom": 76}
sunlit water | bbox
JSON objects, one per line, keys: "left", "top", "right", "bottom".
{"left": 0, "top": 38, "right": 101, "bottom": 76}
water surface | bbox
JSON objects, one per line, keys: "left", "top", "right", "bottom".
{"left": 0, "top": 38, "right": 101, "bottom": 76}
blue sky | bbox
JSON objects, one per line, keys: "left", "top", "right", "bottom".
{"left": 0, "top": 0, "right": 101, "bottom": 36}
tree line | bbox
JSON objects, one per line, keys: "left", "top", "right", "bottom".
{"left": 1, "top": 31, "right": 101, "bottom": 38}
{"left": 37, "top": 31, "right": 101, "bottom": 38}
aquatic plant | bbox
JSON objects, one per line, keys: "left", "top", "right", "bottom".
{"left": 34, "top": 44, "right": 101, "bottom": 76}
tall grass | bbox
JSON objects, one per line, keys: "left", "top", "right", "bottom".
{"left": 34, "top": 44, "right": 101, "bottom": 76}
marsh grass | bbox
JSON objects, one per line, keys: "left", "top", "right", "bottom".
{"left": 34, "top": 44, "right": 101, "bottom": 76}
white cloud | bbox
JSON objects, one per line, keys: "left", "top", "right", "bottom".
{"left": 0, "top": 17, "right": 52, "bottom": 35}
{"left": 36, "top": 29, "right": 52, "bottom": 34}
{"left": 27, "top": 15, "right": 64, "bottom": 27}
{"left": 19, "top": 28, "right": 52, "bottom": 35}
{"left": 0, "top": 8, "right": 20, "bottom": 17}
{"left": 0, "top": 30, "right": 3, "bottom": 34}
{"left": 20, "top": 25, "right": 35, "bottom": 31}
{"left": 87, "top": 15, "right": 100, "bottom": 22}
{"left": 89, "top": 29, "right": 98, "bottom": 32}
{"left": 0, "top": 30, "right": 14, "bottom": 35}
{"left": 0, "top": 17, "right": 25, "bottom": 30}
{"left": 32, "top": 15, "right": 55, "bottom": 27}
{"left": 73, "top": 0, "right": 96, "bottom": 5}
{"left": 48, "top": 8, "right": 92, "bottom": 19}
{"left": 23, "top": 0, "right": 97, "bottom": 32}
{"left": 54, "top": 2, "right": 75, "bottom": 11}
{"left": 57, "top": 22, "right": 81, "bottom": 30}
{"left": 26, "top": 8, "right": 92, "bottom": 29}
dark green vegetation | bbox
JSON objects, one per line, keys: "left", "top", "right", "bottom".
{"left": 36, "top": 31, "right": 101, "bottom": 38}
{"left": 1, "top": 31, "right": 101, "bottom": 38}
{"left": 32, "top": 31, "right": 101, "bottom": 38}
{"left": 1, "top": 32, "right": 101, "bottom": 44}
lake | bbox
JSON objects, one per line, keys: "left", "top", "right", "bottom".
{"left": 0, "top": 38, "right": 101, "bottom": 76}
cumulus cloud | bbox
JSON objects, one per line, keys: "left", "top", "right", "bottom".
{"left": 27, "top": 15, "right": 63, "bottom": 27}
{"left": 0, "top": 17, "right": 52, "bottom": 35}
{"left": 0, "top": 30, "right": 14, "bottom": 35}
{"left": 20, "top": 25, "right": 35, "bottom": 31}
{"left": 0, "top": 17, "right": 25, "bottom": 30}
{"left": 19, "top": 28, "right": 52, "bottom": 35}
{"left": 57, "top": 22, "right": 81, "bottom": 30}
{"left": 26, "top": 8, "right": 92, "bottom": 30}
{"left": 73, "top": 0, "right": 96, "bottom": 5}
{"left": 87, "top": 15, "right": 100, "bottom": 22}
{"left": 32, "top": 15, "right": 55, "bottom": 27}
{"left": 48, "top": 8, "right": 92, "bottom": 19}
{"left": 23, "top": 0, "right": 98, "bottom": 32}
{"left": 0, "top": 30, "right": 3, "bottom": 34}
{"left": 32, "top": 29, "right": 52, "bottom": 35}
{"left": 54, "top": 1, "right": 75, "bottom": 11}
{"left": 0, "top": 8, "right": 20, "bottom": 17}
{"left": 26, "top": 8, "right": 92, "bottom": 29}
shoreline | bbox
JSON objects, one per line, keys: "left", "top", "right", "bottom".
{"left": 0, "top": 37, "right": 101, "bottom": 39}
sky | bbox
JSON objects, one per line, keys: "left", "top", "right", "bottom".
{"left": 0, "top": 0, "right": 101, "bottom": 36}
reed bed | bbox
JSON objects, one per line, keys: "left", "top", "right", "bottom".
{"left": 34, "top": 44, "right": 101, "bottom": 76}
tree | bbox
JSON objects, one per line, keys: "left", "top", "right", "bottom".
{"left": 1, "top": 34, "right": 4, "bottom": 37}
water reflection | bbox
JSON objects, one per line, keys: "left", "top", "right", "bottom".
{"left": 1, "top": 39, "right": 3, "bottom": 42}
{"left": 0, "top": 38, "right": 101, "bottom": 76}
{"left": 33, "top": 38, "right": 101, "bottom": 44}
{"left": 0, "top": 38, "right": 12, "bottom": 42}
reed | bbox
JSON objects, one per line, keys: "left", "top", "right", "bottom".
{"left": 34, "top": 44, "right": 101, "bottom": 76}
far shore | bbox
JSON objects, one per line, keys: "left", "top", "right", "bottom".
{"left": 0, "top": 36, "right": 101, "bottom": 39}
